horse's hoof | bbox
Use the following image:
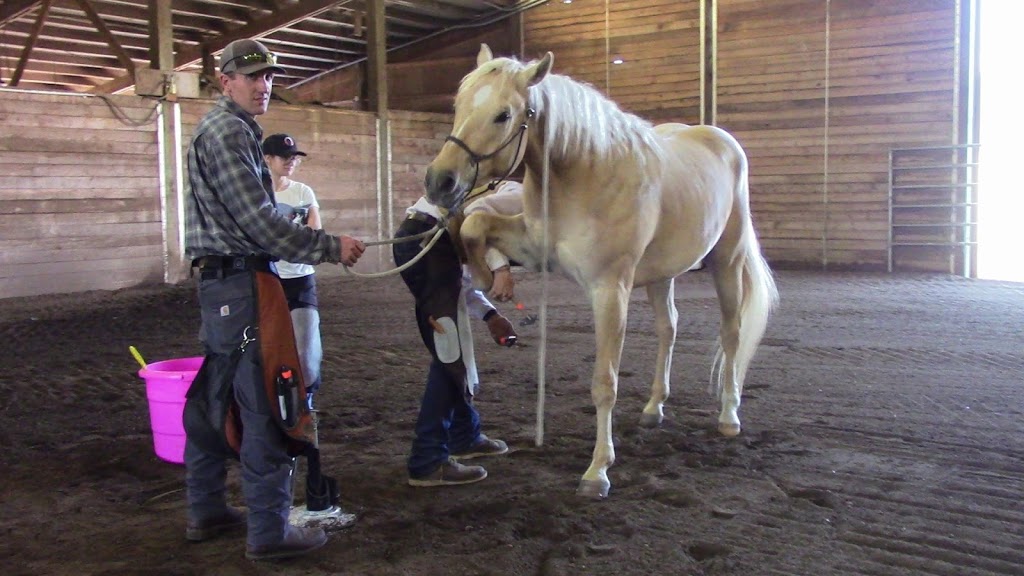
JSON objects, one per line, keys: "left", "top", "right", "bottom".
{"left": 576, "top": 479, "right": 610, "bottom": 499}
{"left": 638, "top": 412, "right": 663, "bottom": 428}
{"left": 718, "top": 422, "right": 741, "bottom": 437}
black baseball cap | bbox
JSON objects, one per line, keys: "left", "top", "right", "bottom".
{"left": 262, "top": 134, "right": 307, "bottom": 157}
{"left": 220, "top": 39, "right": 286, "bottom": 75}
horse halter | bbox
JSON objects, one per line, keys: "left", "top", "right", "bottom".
{"left": 444, "top": 107, "right": 535, "bottom": 207}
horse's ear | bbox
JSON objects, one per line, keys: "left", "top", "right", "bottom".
{"left": 477, "top": 44, "right": 494, "bottom": 67}
{"left": 520, "top": 51, "right": 553, "bottom": 88}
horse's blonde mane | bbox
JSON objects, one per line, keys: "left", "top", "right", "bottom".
{"left": 460, "top": 57, "right": 665, "bottom": 172}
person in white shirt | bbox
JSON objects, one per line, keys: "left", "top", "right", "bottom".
{"left": 262, "top": 134, "right": 323, "bottom": 409}
{"left": 392, "top": 181, "right": 521, "bottom": 487}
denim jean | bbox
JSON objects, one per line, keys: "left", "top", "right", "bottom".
{"left": 393, "top": 217, "right": 482, "bottom": 478}
{"left": 186, "top": 270, "right": 293, "bottom": 548}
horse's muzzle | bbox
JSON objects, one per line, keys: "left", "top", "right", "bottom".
{"left": 424, "top": 167, "right": 463, "bottom": 210}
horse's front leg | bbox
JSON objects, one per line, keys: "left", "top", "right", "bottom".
{"left": 578, "top": 271, "right": 634, "bottom": 499}
{"left": 460, "top": 212, "right": 531, "bottom": 292}
{"left": 640, "top": 278, "right": 677, "bottom": 428}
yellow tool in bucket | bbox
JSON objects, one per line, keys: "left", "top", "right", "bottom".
{"left": 129, "top": 346, "right": 148, "bottom": 370}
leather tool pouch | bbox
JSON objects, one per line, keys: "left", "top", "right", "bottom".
{"left": 253, "top": 270, "right": 318, "bottom": 455}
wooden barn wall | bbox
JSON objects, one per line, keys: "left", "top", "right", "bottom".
{"left": 522, "top": 0, "right": 960, "bottom": 271}
{"left": 0, "top": 90, "right": 163, "bottom": 299}
{"left": 1, "top": 91, "right": 448, "bottom": 299}
{"left": 388, "top": 111, "right": 453, "bottom": 226}
{"left": 826, "top": 0, "right": 960, "bottom": 273}
{"left": 522, "top": 0, "right": 703, "bottom": 124}
{"left": 0, "top": 1, "right": 965, "bottom": 300}
{"left": 715, "top": 0, "right": 830, "bottom": 266}
{"left": 291, "top": 20, "right": 520, "bottom": 113}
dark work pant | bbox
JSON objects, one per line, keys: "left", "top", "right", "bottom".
{"left": 393, "top": 217, "right": 481, "bottom": 478}
{"left": 185, "top": 270, "right": 293, "bottom": 548}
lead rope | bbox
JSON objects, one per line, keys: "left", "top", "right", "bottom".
{"left": 338, "top": 224, "right": 446, "bottom": 279}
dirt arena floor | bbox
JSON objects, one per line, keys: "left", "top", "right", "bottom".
{"left": 0, "top": 268, "right": 1022, "bottom": 575}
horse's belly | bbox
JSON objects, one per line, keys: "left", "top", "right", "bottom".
{"left": 634, "top": 245, "right": 704, "bottom": 286}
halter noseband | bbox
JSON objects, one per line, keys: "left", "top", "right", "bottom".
{"left": 444, "top": 107, "right": 535, "bottom": 207}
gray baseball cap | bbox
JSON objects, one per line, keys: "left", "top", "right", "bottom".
{"left": 219, "top": 39, "right": 286, "bottom": 75}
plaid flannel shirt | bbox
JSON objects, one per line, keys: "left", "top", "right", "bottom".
{"left": 184, "top": 97, "right": 340, "bottom": 264}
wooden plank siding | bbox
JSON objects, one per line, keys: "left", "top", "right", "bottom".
{"left": 716, "top": 0, "right": 830, "bottom": 266}
{"left": 827, "top": 0, "right": 958, "bottom": 271}
{"left": 523, "top": 0, "right": 702, "bottom": 124}
{"left": 0, "top": 1, "right": 967, "bottom": 299}
{"left": 1, "top": 91, "right": 449, "bottom": 297}
{"left": 0, "top": 90, "right": 163, "bottom": 298}
{"left": 523, "top": 0, "right": 960, "bottom": 271}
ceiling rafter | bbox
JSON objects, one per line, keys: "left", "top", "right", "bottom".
{"left": 73, "top": 0, "right": 136, "bottom": 77}
{"left": 0, "top": 0, "right": 42, "bottom": 27}
{"left": 1, "top": 0, "right": 537, "bottom": 94}
{"left": 93, "top": 0, "right": 348, "bottom": 93}
{"left": 9, "top": 0, "right": 50, "bottom": 86}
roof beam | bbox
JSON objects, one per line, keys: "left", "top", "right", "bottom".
{"left": 148, "top": 0, "right": 173, "bottom": 70}
{"left": 0, "top": 0, "right": 42, "bottom": 27}
{"left": 9, "top": 0, "right": 51, "bottom": 86}
{"left": 92, "top": 0, "right": 347, "bottom": 94}
{"left": 74, "top": 0, "right": 136, "bottom": 78}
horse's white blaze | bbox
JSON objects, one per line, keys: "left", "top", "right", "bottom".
{"left": 427, "top": 44, "right": 779, "bottom": 497}
{"left": 471, "top": 84, "right": 494, "bottom": 110}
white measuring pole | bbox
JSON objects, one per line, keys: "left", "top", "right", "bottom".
{"left": 535, "top": 139, "right": 550, "bottom": 447}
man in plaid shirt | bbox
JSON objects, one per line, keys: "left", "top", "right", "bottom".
{"left": 183, "top": 38, "right": 364, "bottom": 562}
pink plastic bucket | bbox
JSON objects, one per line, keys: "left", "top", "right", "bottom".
{"left": 138, "top": 356, "right": 203, "bottom": 464}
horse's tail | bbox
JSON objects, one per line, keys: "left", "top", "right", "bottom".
{"left": 711, "top": 170, "right": 779, "bottom": 397}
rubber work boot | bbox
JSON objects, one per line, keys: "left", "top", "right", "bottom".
{"left": 245, "top": 524, "right": 328, "bottom": 561}
{"left": 408, "top": 456, "right": 487, "bottom": 487}
{"left": 185, "top": 506, "right": 247, "bottom": 542}
{"left": 451, "top": 435, "right": 509, "bottom": 460}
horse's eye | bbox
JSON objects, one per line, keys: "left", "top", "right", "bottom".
{"left": 494, "top": 111, "right": 511, "bottom": 124}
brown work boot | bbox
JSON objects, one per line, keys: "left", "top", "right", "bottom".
{"left": 245, "top": 525, "right": 328, "bottom": 561}
{"left": 451, "top": 435, "right": 509, "bottom": 460}
{"left": 408, "top": 456, "right": 487, "bottom": 487}
{"left": 185, "top": 506, "right": 246, "bottom": 542}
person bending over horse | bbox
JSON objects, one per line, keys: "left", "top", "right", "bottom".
{"left": 392, "top": 181, "right": 522, "bottom": 486}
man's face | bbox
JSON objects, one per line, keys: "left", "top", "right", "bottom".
{"left": 220, "top": 71, "right": 274, "bottom": 116}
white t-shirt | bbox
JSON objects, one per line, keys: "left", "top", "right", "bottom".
{"left": 275, "top": 180, "right": 319, "bottom": 279}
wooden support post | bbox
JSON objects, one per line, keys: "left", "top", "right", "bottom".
{"left": 366, "top": 0, "right": 393, "bottom": 264}
{"left": 148, "top": 0, "right": 186, "bottom": 282}
{"left": 148, "top": 0, "right": 173, "bottom": 71}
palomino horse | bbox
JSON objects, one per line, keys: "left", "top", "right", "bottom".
{"left": 425, "top": 45, "right": 778, "bottom": 498}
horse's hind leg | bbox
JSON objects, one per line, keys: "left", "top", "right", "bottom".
{"left": 640, "top": 278, "right": 677, "bottom": 428}
{"left": 578, "top": 272, "right": 634, "bottom": 499}
{"left": 709, "top": 256, "right": 744, "bottom": 437}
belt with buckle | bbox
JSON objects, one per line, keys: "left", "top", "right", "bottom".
{"left": 192, "top": 255, "right": 272, "bottom": 279}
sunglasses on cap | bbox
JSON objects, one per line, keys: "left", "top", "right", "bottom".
{"left": 223, "top": 51, "right": 278, "bottom": 71}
